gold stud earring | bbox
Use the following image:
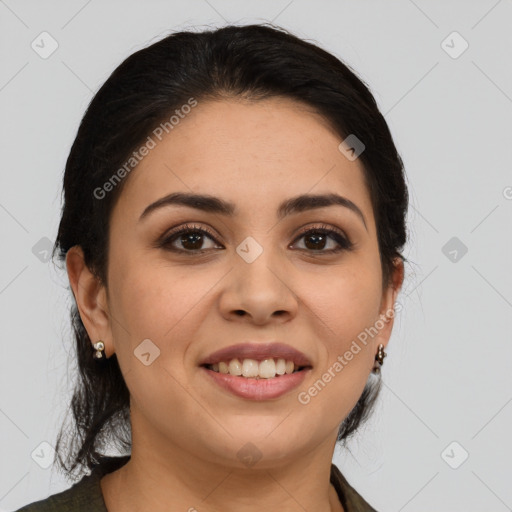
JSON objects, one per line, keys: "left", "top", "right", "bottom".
{"left": 93, "top": 340, "right": 106, "bottom": 360}
{"left": 372, "top": 343, "right": 387, "bottom": 374}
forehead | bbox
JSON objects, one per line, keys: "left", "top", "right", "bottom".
{"left": 112, "top": 97, "right": 373, "bottom": 226}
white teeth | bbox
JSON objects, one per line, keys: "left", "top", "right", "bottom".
{"left": 228, "top": 358, "right": 242, "bottom": 376}
{"left": 275, "top": 358, "right": 286, "bottom": 375}
{"left": 259, "top": 359, "right": 276, "bottom": 379}
{"left": 208, "top": 357, "right": 301, "bottom": 378}
{"left": 242, "top": 359, "right": 259, "bottom": 378}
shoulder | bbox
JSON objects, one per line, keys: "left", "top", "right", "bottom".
{"left": 330, "top": 463, "right": 379, "bottom": 512}
{"left": 14, "top": 474, "right": 100, "bottom": 512}
{"left": 14, "top": 456, "right": 131, "bottom": 512}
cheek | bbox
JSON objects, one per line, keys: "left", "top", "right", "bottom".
{"left": 300, "top": 258, "right": 383, "bottom": 381}
{"left": 308, "top": 264, "right": 382, "bottom": 333}
{"left": 106, "top": 259, "right": 213, "bottom": 416}
{"left": 295, "top": 272, "right": 381, "bottom": 428}
{"left": 109, "top": 256, "right": 226, "bottom": 349}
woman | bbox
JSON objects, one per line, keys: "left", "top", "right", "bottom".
{"left": 17, "top": 23, "right": 407, "bottom": 512}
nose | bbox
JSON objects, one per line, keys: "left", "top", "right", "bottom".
{"left": 218, "top": 248, "right": 299, "bottom": 325}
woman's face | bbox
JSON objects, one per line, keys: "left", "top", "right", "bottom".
{"left": 77, "top": 97, "right": 402, "bottom": 467}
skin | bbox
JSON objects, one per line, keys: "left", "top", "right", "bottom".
{"left": 66, "top": 97, "right": 404, "bottom": 512}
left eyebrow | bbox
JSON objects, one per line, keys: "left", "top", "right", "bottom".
{"left": 139, "top": 191, "right": 367, "bottom": 231}
{"left": 277, "top": 193, "right": 367, "bottom": 231}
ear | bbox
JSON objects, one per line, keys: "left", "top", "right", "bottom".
{"left": 66, "top": 245, "right": 114, "bottom": 358}
{"left": 374, "top": 257, "right": 405, "bottom": 350}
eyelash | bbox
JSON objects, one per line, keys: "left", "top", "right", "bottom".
{"left": 158, "top": 223, "right": 354, "bottom": 255}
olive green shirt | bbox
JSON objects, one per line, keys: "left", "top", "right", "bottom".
{"left": 15, "top": 456, "right": 378, "bottom": 511}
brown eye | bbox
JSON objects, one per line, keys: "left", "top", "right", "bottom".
{"left": 176, "top": 231, "right": 208, "bottom": 251}
{"left": 291, "top": 226, "right": 353, "bottom": 253}
{"left": 160, "top": 224, "right": 222, "bottom": 253}
{"left": 303, "top": 231, "right": 330, "bottom": 250}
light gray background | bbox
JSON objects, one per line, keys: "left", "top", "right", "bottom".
{"left": 1, "top": 1, "right": 511, "bottom": 511}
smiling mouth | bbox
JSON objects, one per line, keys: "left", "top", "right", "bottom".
{"left": 201, "top": 357, "right": 311, "bottom": 379}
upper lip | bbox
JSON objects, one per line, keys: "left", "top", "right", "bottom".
{"left": 199, "top": 342, "right": 313, "bottom": 368}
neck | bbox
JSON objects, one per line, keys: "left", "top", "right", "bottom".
{"left": 100, "top": 416, "right": 344, "bottom": 512}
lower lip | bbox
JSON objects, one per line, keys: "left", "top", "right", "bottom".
{"left": 200, "top": 366, "right": 311, "bottom": 401}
